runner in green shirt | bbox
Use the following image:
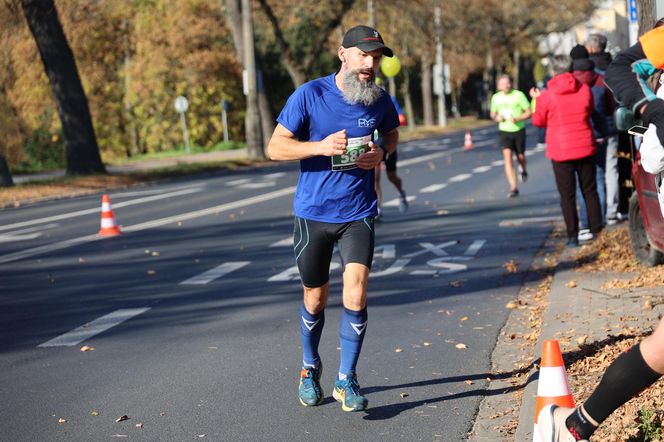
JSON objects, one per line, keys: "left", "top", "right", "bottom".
{"left": 490, "top": 74, "right": 532, "bottom": 197}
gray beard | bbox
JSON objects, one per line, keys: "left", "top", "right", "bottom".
{"left": 342, "top": 69, "right": 382, "bottom": 106}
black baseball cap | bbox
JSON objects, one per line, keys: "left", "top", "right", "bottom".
{"left": 342, "top": 25, "right": 394, "bottom": 57}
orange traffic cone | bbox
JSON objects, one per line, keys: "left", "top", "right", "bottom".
{"left": 463, "top": 131, "right": 473, "bottom": 150}
{"left": 98, "top": 194, "right": 121, "bottom": 236}
{"left": 533, "top": 340, "right": 575, "bottom": 441}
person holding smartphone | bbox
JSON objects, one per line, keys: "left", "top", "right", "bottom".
{"left": 537, "top": 25, "right": 664, "bottom": 442}
{"left": 530, "top": 55, "right": 602, "bottom": 247}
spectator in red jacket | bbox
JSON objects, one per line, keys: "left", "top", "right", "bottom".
{"left": 530, "top": 54, "right": 602, "bottom": 246}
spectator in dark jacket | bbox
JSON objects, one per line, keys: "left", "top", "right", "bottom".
{"left": 586, "top": 33, "right": 612, "bottom": 75}
{"left": 530, "top": 54, "right": 602, "bottom": 246}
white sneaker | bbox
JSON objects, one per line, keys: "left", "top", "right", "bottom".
{"left": 538, "top": 405, "right": 588, "bottom": 442}
{"left": 398, "top": 191, "right": 409, "bottom": 214}
{"left": 577, "top": 229, "right": 593, "bottom": 242}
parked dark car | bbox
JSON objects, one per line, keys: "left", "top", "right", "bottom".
{"left": 629, "top": 147, "right": 664, "bottom": 266}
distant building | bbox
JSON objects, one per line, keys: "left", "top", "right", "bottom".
{"left": 539, "top": 0, "right": 630, "bottom": 59}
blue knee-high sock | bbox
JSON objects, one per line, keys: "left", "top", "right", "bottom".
{"left": 300, "top": 304, "right": 324, "bottom": 368}
{"left": 339, "top": 307, "right": 368, "bottom": 377}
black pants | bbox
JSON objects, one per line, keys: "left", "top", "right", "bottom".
{"left": 551, "top": 156, "right": 602, "bottom": 239}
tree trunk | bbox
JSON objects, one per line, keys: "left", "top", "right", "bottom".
{"left": 401, "top": 69, "right": 415, "bottom": 130}
{"left": 242, "top": 0, "right": 264, "bottom": 159}
{"left": 420, "top": 56, "right": 434, "bottom": 126}
{"left": 367, "top": 0, "right": 376, "bottom": 27}
{"left": 0, "top": 154, "right": 14, "bottom": 187}
{"left": 21, "top": 0, "right": 105, "bottom": 175}
{"left": 513, "top": 48, "right": 520, "bottom": 90}
{"left": 483, "top": 50, "right": 494, "bottom": 119}
{"left": 122, "top": 19, "right": 139, "bottom": 157}
{"left": 223, "top": 0, "right": 272, "bottom": 145}
{"left": 637, "top": 0, "right": 656, "bottom": 34}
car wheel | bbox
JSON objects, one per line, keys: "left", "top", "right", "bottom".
{"left": 628, "top": 193, "right": 664, "bottom": 267}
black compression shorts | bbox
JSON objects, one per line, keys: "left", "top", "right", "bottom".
{"left": 384, "top": 150, "right": 397, "bottom": 172}
{"left": 499, "top": 129, "right": 526, "bottom": 154}
{"left": 293, "top": 216, "right": 375, "bottom": 288}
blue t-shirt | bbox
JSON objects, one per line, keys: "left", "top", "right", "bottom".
{"left": 277, "top": 73, "right": 399, "bottom": 223}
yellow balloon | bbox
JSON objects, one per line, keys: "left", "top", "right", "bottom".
{"left": 381, "top": 56, "right": 401, "bottom": 78}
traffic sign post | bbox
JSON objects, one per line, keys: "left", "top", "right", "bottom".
{"left": 221, "top": 99, "right": 230, "bottom": 143}
{"left": 174, "top": 96, "right": 191, "bottom": 153}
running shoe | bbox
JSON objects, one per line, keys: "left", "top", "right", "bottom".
{"left": 567, "top": 237, "right": 579, "bottom": 248}
{"left": 577, "top": 229, "right": 593, "bottom": 242}
{"left": 298, "top": 364, "right": 323, "bottom": 406}
{"left": 508, "top": 189, "right": 520, "bottom": 198}
{"left": 538, "top": 405, "right": 588, "bottom": 442}
{"left": 398, "top": 191, "right": 409, "bottom": 214}
{"left": 520, "top": 171, "right": 528, "bottom": 183}
{"left": 333, "top": 374, "right": 368, "bottom": 412}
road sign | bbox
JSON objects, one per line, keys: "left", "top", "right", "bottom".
{"left": 628, "top": 0, "right": 637, "bottom": 22}
{"left": 174, "top": 96, "right": 189, "bottom": 113}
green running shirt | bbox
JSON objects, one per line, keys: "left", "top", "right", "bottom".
{"left": 490, "top": 89, "right": 530, "bottom": 132}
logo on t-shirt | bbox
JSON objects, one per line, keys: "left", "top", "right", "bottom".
{"left": 358, "top": 118, "right": 376, "bottom": 128}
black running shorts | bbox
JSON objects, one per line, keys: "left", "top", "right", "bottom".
{"left": 384, "top": 150, "right": 398, "bottom": 172}
{"left": 293, "top": 216, "right": 375, "bottom": 288}
{"left": 499, "top": 129, "right": 526, "bottom": 154}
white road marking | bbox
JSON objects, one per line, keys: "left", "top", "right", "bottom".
{"left": 525, "top": 150, "right": 535, "bottom": 156}
{"left": 464, "top": 240, "right": 486, "bottom": 256}
{"left": 499, "top": 216, "right": 563, "bottom": 227}
{"left": 226, "top": 178, "right": 251, "bottom": 186}
{"left": 269, "top": 262, "right": 341, "bottom": 282}
{"left": 383, "top": 195, "right": 416, "bottom": 207}
{"left": 270, "top": 237, "right": 293, "bottom": 247}
{"left": 373, "top": 244, "right": 396, "bottom": 260}
{"left": 38, "top": 308, "right": 150, "bottom": 347}
{"left": 0, "top": 186, "right": 296, "bottom": 265}
{"left": 472, "top": 166, "right": 492, "bottom": 173}
{"left": 237, "top": 182, "right": 276, "bottom": 189}
{"left": 0, "top": 223, "right": 59, "bottom": 243}
{"left": 405, "top": 241, "right": 458, "bottom": 258}
{"left": 180, "top": 262, "right": 250, "bottom": 285}
{"left": 419, "top": 183, "right": 447, "bottom": 193}
{"left": 492, "top": 160, "right": 505, "bottom": 166}
{"left": 397, "top": 147, "right": 464, "bottom": 167}
{"left": 370, "top": 259, "right": 410, "bottom": 277}
{"left": 0, "top": 187, "right": 203, "bottom": 233}
{"left": 448, "top": 173, "right": 472, "bottom": 183}
{"left": 263, "top": 172, "right": 286, "bottom": 179}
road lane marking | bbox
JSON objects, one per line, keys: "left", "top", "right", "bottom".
{"left": 0, "top": 186, "right": 297, "bottom": 265}
{"left": 397, "top": 147, "right": 464, "bottom": 167}
{"left": 38, "top": 308, "right": 151, "bottom": 347}
{"left": 491, "top": 160, "right": 504, "bottom": 166}
{"left": 464, "top": 240, "right": 486, "bottom": 256}
{"left": 270, "top": 237, "right": 293, "bottom": 247}
{"left": 448, "top": 173, "right": 472, "bottom": 183}
{"left": 238, "top": 182, "right": 276, "bottom": 189}
{"left": 226, "top": 178, "right": 251, "bottom": 186}
{"left": 269, "top": 262, "right": 341, "bottom": 282}
{"left": 0, "top": 223, "right": 59, "bottom": 243}
{"left": 499, "top": 216, "right": 562, "bottom": 227}
{"left": 472, "top": 166, "right": 492, "bottom": 173}
{"left": 370, "top": 259, "right": 410, "bottom": 277}
{"left": 180, "top": 262, "right": 250, "bottom": 285}
{"left": 419, "top": 183, "right": 447, "bottom": 193}
{"left": 383, "top": 195, "right": 416, "bottom": 207}
{"left": 263, "top": 172, "right": 286, "bottom": 179}
{"left": 0, "top": 187, "right": 203, "bottom": 233}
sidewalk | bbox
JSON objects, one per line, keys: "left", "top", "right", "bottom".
{"left": 12, "top": 148, "right": 249, "bottom": 184}
{"left": 470, "top": 225, "right": 664, "bottom": 441}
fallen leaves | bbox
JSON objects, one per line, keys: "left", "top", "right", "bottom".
{"left": 455, "top": 343, "right": 468, "bottom": 350}
{"left": 90, "top": 411, "right": 99, "bottom": 416}
{"left": 58, "top": 418, "right": 67, "bottom": 424}
{"left": 115, "top": 415, "right": 129, "bottom": 423}
{"left": 394, "top": 348, "right": 403, "bottom": 353}
{"left": 566, "top": 280, "right": 577, "bottom": 288}
{"left": 399, "top": 392, "right": 409, "bottom": 398}
{"left": 80, "top": 345, "right": 95, "bottom": 352}
{"left": 449, "top": 280, "right": 464, "bottom": 288}
{"left": 502, "top": 259, "right": 518, "bottom": 273}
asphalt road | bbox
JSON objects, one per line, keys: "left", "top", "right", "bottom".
{"left": 0, "top": 125, "right": 561, "bottom": 441}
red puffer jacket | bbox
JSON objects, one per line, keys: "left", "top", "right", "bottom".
{"left": 532, "top": 72, "right": 596, "bottom": 162}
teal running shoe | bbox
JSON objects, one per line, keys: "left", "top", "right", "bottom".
{"left": 298, "top": 364, "right": 323, "bottom": 406}
{"left": 333, "top": 374, "right": 368, "bottom": 412}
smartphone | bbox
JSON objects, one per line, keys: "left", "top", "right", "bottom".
{"left": 628, "top": 125, "right": 648, "bottom": 137}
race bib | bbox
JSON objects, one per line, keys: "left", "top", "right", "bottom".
{"left": 331, "top": 135, "right": 371, "bottom": 171}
